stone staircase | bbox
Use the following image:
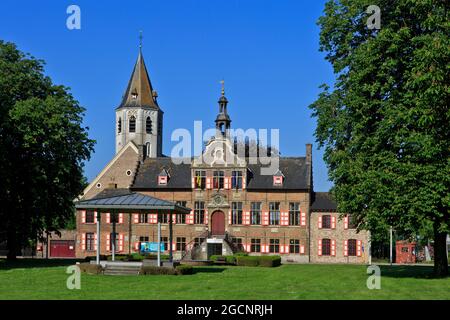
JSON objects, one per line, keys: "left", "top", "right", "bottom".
{"left": 103, "top": 262, "right": 142, "bottom": 276}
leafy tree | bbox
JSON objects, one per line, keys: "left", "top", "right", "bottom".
{"left": 0, "top": 41, "right": 95, "bottom": 259}
{"left": 309, "top": 0, "right": 449, "bottom": 276}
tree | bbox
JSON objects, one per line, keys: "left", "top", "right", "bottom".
{"left": 0, "top": 41, "right": 95, "bottom": 259}
{"left": 309, "top": 1, "right": 449, "bottom": 276}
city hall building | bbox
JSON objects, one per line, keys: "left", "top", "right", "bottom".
{"left": 75, "top": 48, "right": 369, "bottom": 263}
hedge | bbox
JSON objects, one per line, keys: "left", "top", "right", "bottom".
{"left": 210, "top": 255, "right": 237, "bottom": 265}
{"left": 140, "top": 266, "right": 177, "bottom": 275}
{"left": 78, "top": 263, "right": 104, "bottom": 275}
{"left": 176, "top": 265, "right": 194, "bottom": 275}
{"left": 236, "top": 255, "right": 281, "bottom": 267}
{"left": 140, "top": 265, "right": 194, "bottom": 275}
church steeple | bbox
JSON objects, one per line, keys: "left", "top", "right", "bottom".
{"left": 215, "top": 80, "right": 231, "bottom": 136}
{"left": 119, "top": 42, "right": 159, "bottom": 109}
{"left": 115, "top": 34, "right": 164, "bottom": 157}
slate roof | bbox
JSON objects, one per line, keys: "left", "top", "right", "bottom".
{"left": 310, "top": 192, "right": 338, "bottom": 211}
{"left": 132, "top": 157, "right": 192, "bottom": 189}
{"left": 75, "top": 190, "right": 191, "bottom": 213}
{"left": 247, "top": 157, "right": 308, "bottom": 190}
{"left": 118, "top": 49, "right": 159, "bottom": 110}
{"left": 131, "top": 156, "right": 310, "bottom": 190}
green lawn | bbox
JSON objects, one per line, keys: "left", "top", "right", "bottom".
{"left": 0, "top": 259, "right": 448, "bottom": 300}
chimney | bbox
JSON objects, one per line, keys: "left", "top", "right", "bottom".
{"left": 305, "top": 143, "right": 313, "bottom": 191}
{"left": 306, "top": 143, "right": 312, "bottom": 165}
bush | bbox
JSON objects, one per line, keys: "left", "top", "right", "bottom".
{"left": 236, "top": 255, "right": 281, "bottom": 267}
{"left": 236, "top": 256, "right": 259, "bottom": 267}
{"left": 78, "top": 263, "right": 103, "bottom": 275}
{"left": 258, "top": 255, "right": 282, "bottom": 267}
{"left": 84, "top": 255, "right": 107, "bottom": 262}
{"left": 176, "top": 265, "right": 194, "bottom": 275}
{"left": 233, "top": 252, "right": 248, "bottom": 257}
{"left": 140, "top": 266, "right": 177, "bottom": 275}
{"left": 210, "top": 255, "right": 236, "bottom": 265}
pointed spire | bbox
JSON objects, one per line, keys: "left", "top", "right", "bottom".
{"left": 119, "top": 33, "right": 159, "bottom": 109}
{"left": 215, "top": 80, "right": 231, "bottom": 136}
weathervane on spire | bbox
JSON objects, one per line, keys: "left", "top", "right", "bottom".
{"left": 220, "top": 79, "right": 225, "bottom": 96}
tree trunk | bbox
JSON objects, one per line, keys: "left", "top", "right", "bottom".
{"left": 6, "top": 227, "right": 18, "bottom": 260}
{"left": 433, "top": 222, "right": 448, "bottom": 277}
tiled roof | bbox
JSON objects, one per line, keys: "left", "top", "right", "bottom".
{"left": 310, "top": 192, "right": 337, "bottom": 211}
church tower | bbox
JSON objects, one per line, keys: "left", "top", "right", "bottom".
{"left": 115, "top": 42, "right": 163, "bottom": 158}
{"left": 215, "top": 80, "right": 231, "bottom": 137}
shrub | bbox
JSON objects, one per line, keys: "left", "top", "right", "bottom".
{"left": 84, "top": 255, "right": 107, "bottom": 262}
{"left": 140, "top": 266, "right": 177, "bottom": 275}
{"left": 236, "top": 256, "right": 259, "bottom": 267}
{"left": 226, "top": 256, "right": 236, "bottom": 265}
{"left": 233, "top": 252, "right": 248, "bottom": 257}
{"left": 144, "top": 254, "right": 170, "bottom": 260}
{"left": 258, "top": 255, "right": 282, "bottom": 267}
{"left": 210, "top": 255, "right": 236, "bottom": 265}
{"left": 176, "top": 265, "right": 194, "bottom": 275}
{"left": 236, "top": 255, "right": 281, "bottom": 267}
{"left": 78, "top": 263, "right": 103, "bottom": 275}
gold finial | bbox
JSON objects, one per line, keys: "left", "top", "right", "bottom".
{"left": 139, "top": 30, "right": 143, "bottom": 49}
{"left": 220, "top": 79, "right": 225, "bottom": 96}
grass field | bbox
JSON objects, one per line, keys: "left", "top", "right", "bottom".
{"left": 0, "top": 259, "right": 449, "bottom": 300}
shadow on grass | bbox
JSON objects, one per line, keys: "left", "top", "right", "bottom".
{"left": 193, "top": 267, "right": 226, "bottom": 274}
{"left": 379, "top": 265, "right": 449, "bottom": 279}
{"left": 0, "top": 258, "right": 82, "bottom": 270}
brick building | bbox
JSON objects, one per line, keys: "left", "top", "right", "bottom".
{"left": 75, "top": 48, "right": 369, "bottom": 263}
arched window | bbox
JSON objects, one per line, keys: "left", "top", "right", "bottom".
{"left": 146, "top": 116, "right": 152, "bottom": 134}
{"left": 129, "top": 115, "right": 136, "bottom": 133}
{"left": 117, "top": 118, "right": 122, "bottom": 134}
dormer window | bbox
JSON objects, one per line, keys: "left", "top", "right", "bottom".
{"left": 158, "top": 169, "right": 170, "bottom": 186}
{"left": 273, "top": 170, "right": 284, "bottom": 186}
{"left": 131, "top": 88, "right": 138, "bottom": 100}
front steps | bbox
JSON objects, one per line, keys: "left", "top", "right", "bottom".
{"left": 102, "top": 262, "right": 142, "bottom": 276}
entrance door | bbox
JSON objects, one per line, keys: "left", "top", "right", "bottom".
{"left": 211, "top": 211, "right": 225, "bottom": 235}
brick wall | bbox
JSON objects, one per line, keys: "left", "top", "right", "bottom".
{"left": 310, "top": 211, "right": 369, "bottom": 263}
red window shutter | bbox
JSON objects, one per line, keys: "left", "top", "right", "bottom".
{"left": 133, "top": 214, "right": 139, "bottom": 224}
{"left": 318, "top": 216, "right": 322, "bottom": 229}
{"left": 94, "top": 211, "right": 98, "bottom": 223}
{"left": 331, "top": 239, "right": 336, "bottom": 256}
{"left": 191, "top": 176, "right": 195, "bottom": 189}
{"left": 301, "top": 211, "right": 306, "bottom": 226}
{"left": 242, "top": 176, "right": 246, "bottom": 189}
{"left": 81, "top": 211, "right": 86, "bottom": 224}
{"left": 344, "top": 240, "right": 348, "bottom": 256}
{"left": 150, "top": 214, "right": 157, "bottom": 224}
{"left": 331, "top": 216, "right": 336, "bottom": 229}
{"left": 134, "top": 242, "right": 140, "bottom": 251}
{"left": 318, "top": 239, "right": 322, "bottom": 256}
{"left": 106, "top": 213, "right": 111, "bottom": 224}
{"left": 228, "top": 210, "right": 232, "bottom": 224}
{"left": 300, "top": 245, "right": 305, "bottom": 254}
{"left": 118, "top": 234, "right": 124, "bottom": 252}
{"left": 204, "top": 210, "right": 209, "bottom": 224}
{"left": 206, "top": 177, "right": 212, "bottom": 189}
{"left": 81, "top": 233, "right": 86, "bottom": 250}
{"left": 106, "top": 234, "right": 110, "bottom": 251}
{"left": 118, "top": 213, "right": 124, "bottom": 224}
{"left": 357, "top": 240, "right": 362, "bottom": 257}
{"left": 94, "top": 233, "right": 98, "bottom": 251}
{"left": 344, "top": 216, "right": 349, "bottom": 229}
{"left": 262, "top": 212, "right": 269, "bottom": 226}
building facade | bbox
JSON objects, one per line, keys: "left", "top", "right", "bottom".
{"left": 75, "top": 49, "right": 369, "bottom": 263}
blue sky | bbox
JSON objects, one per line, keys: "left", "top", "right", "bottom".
{"left": 0, "top": 0, "right": 334, "bottom": 191}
